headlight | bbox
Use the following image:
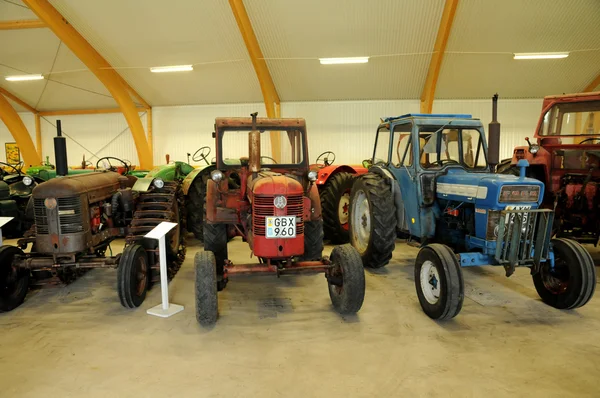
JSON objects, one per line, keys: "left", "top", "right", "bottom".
{"left": 153, "top": 178, "right": 165, "bottom": 189}
{"left": 211, "top": 170, "right": 224, "bottom": 182}
{"left": 22, "top": 176, "right": 33, "bottom": 186}
{"left": 529, "top": 145, "right": 540, "bottom": 154}
{"left": 499, "top": 185, "right": 540, "bottom": 203}
{"left": 307, "top": 170, "right": 318, "bottom": 182}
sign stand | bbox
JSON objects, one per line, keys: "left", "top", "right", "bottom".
{"left": 0, "top": 217, "right": 14, "bottom": 246}
{"left": 144, "top": 221, "right": 184, "bottom": 318}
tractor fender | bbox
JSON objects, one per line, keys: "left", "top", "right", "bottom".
{"left": 369, "top": 166, "right": 404, "bottom": 230}
{"left": 182, "top": 165, "right": 214, "bottom": 196}
{"left": 315, "top": 164, "right": 368, "bottom": 186}
{"left": 307, "top": 183, "right": 322, "bottom": 221}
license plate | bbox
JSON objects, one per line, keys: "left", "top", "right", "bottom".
{"left": 506, "top": 205, "right": 532, "bottom": 211}
{"left": 266, "top": 216, "right": 296, "bottom": 239}
{"left": 505, "top": 205, "right": 532, "bottom": 224}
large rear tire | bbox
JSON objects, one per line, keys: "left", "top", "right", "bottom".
{"left": 0, "top": 246, "right": 29, "bottom": 312}
{"left": 301, "top": 220, "right": 324, "bottom": 261}
{"left": 195, "top": 251, "right": 218, "bottom": 326}
{"left": 320, "top": 172, "right": 355, "bottom": 244}
{"left": 186, "top": 172, "right": 209, "bottom": 242}
{"left": 349, "top": 172, "right": 396, "bottom": 268}
{"left": 117, "top": 244, "right": 150, "bottom": 309}
{"left": 327, "top": 244, "right": 365, "bottom": 314}
{"left": 414, "top": 244, "right": 464, "bottom": 320}
{"left": 533, "top": 238, "right": 596, "bottom": 309}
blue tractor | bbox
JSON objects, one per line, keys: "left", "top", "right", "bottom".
{"left": 349, "top": 111, "right": 596, "bottom": 320}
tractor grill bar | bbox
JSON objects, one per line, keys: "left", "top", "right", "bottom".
{"left": 252, "top": 194, "right": 304, "bottom": 236}
{"left": 494, "top": 209, "right": 553, "bottom": 265}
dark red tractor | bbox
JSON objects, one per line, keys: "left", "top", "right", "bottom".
{"left": 310, "top": 152, "right": 367, "bottom": 243}
{"left": 194, "top": 113, "right": 366, "bottom": 326}
{"left": 498, "top": 91, "right": 600, "bottom": 244}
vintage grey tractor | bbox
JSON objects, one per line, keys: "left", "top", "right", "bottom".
{"left": 349, "top": 106, "right": 596, "bottom": 320}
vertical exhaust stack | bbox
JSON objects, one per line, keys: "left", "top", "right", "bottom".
{"left": 248, "top": 112, "right": 261, "bottom": 174}
{"left": 54, "top": 120, "right": 68, "bottom": 177}
{"left": 488, "top": 94, "right": 501, "bottom": 172}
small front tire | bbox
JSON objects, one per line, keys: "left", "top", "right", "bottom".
{"left": 533, "top": 238, "right": 596, "bottom": 310}
{"left": 327, "top": 244, "right": 366, "bottom": 314}
{"left": 195, "top": 251, "right": 218, "bottom": 326}
{"left": 414, "top": 244, "right": 464, "bottom": 320}
{"left": 117, "top": 244, "right": 150, "bottom": 309}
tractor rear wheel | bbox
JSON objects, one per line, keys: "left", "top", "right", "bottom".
{"left": 186, "top": 172, "right": 209, "bottom": 242}
{"left": 0, "top": 246, "right": 29, "bottom": 312}
{"left": 204, "top": 222, "right": 228, "bottom": 291}
{"left": 117, "top": 244, "right": 150, "bottom": 308}
{"left": 327, "top": 244, "right": 365, "bottom": 314}
{"left": 533, "top": 238, "right": 596, "bottom": 309}
{"left": 195, "top": 251, "right": 218, "bottom": 326}
{"left": 349, "top": 173, "right": 396, "bottom": 268}
{"left": 301, "top": 220, "right": 324, "bottom": 261}
{"left": 321, "top": 172, "right": 355, "bottom": 244}
{"left": 414, "top": 244, "right": 464, "bottom": 320}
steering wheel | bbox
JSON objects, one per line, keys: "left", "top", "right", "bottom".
{"left": 96, "top": 156, "right": 130, "bottom": 175}
{"left": 261, "top": 156, "right": 278, "bottom": 164}
{"left": 0, "top": 161, "right": 23, "bottom": 179}
{"left": 192, "top": 146, "right": 211, "bottom": 165}
{"left": 579, "top": 138, "right": 600, "bottom": 144}
{"left": 435, "top": 159, "right": 460, "bottom": 166}
{"left": 316, "top": 151, "right": 336, "bottom": 166}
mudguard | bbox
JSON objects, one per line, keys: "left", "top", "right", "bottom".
{"left": 181, "top": 165, "right": 213, "bottom": 196}
{"left": 314, "top": 164, "right": 368, "bottom": 186}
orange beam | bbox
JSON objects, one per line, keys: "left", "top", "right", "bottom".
{"left": 420, "top": 0, "right": 459, "bottom": 113}
{"left": 0, "top": 93, "right": 42, "bottom": 169}
{"left": 38, "top": 107, "right": 145, "bottom": 116}
{"left": 229, "top": 0, "right": 281, "bottom": 161}
{"left": 147, "top": 107, "right": 153, "bottom": 154}
{"left": 583, "top": 74, "right": 600, "bottom": 92}
{"left": 0, "top": 87, "right": 37, "bottom": 113}
{"left": 23, "top": 0, "right": 153, "bottom": 169}
{"left": 0, "top": 19, "right": 47, "bottom": 30}
{"left": 35, "top": 113, "right": 42, "bottom": 158}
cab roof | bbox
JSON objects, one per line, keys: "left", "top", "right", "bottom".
{"left": 382, "top": 114, "right": 476, "bottom": 123}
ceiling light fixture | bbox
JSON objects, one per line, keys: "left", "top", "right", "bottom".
{"left": 5, "top": 74, "right": 44, "bottom": 81}
{"left": 149, "top": 65, "right": 193, "bottom": 73}
{"left": 319, "top": 57, "right": 369, "bottom": 65}
{"left": 513, "top": 52, "right": 569, "bottom": 60}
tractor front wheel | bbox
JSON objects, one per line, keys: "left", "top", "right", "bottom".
{"left": 204, "top": 221, "right": 229, "bottom": 291}
{"left": 195, "top": 251, "right": 218, "bottom": 326}
{"left": 320, "top": 172, "right": 355, "bottom": 244}
{"left": 117, "top": 244, "right": 150, "bottom": 309}
{"left": 0, "top": 245, "right": 29, "bottom": 312}
{"left": 327, "top": 244, "right": 365, "bottom": 314}
{"left": 349, "top": 173, "right": 396, "bottom": 268}
{"left": 414, "top": 244, "right": 464, "bottom": 320}
{"left": 533, "top": 238, "right": 596, "bottom": 309}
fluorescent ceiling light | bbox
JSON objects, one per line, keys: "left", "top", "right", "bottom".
{"left": 513, "top": 52, "right": 569, "bottom": 60}
{"left": 319, "top": 57, "right": 369, "bottom": 65}
{"left": 5, "top": 74, "right": 44, "bottom": 81}
{"left": 150, "top": 65, "right": 193, "bottom": 73}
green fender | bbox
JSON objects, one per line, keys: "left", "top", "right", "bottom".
{"left": 144, "top": 161, "right": 195, "bottom": 181}
{"left": 182, "top": 165, "right": 213, "bottom": 195}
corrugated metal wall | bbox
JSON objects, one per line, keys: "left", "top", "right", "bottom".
{"left": 0, "top": 113, "right": 36, "bottom": 164}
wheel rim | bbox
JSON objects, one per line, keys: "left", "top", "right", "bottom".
{"left": 329, "top": 261, "right": 344, "bottom": 295}
{"left": 338, "top": 190, "right": 351, "bottom": 231}
{"left": 351, "top": 190, "right": 371, "bottom": 252}
{"left": 420, "top": 260, "right": 441, "bottom": 304}
{"left": 541, "top": 259, "right": 569, "bottom": 295}
{"left": 134, "top": 255, "right": 148, "bottom": 296}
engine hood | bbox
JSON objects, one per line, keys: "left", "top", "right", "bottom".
{"left": 32, "top": 171, "right": 125, "bottom": 199}
{"left": 248, "top": 171, "right": 304, "bottom": 199}
{"left": 436, "top": 168, "right": 544, "bottom": 208}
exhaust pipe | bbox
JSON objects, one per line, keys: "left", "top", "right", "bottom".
{"left": 248, "top": 112, "right": 261, "bottom": 174}
{"left": 488, "top": 94, "right": 500, "bottom": 172}
{"left": 54, "top": 120, "right": 68, "bottom": 177}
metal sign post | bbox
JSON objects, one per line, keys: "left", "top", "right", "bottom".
{"left": 0, "top": 217, "right": 14, "bottom": 246}
{"left": 145, "top": 221, "right": 184, "bottom": 318}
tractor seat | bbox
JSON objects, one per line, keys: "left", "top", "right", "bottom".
{"left": 541, "top": 137, "right": 561, "bottom": 145}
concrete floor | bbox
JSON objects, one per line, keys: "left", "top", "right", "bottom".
{"left": 1, "top": 236, "right": 599, "bottom": 398}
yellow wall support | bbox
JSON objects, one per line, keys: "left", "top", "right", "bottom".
{"left": 23, "top": 0, "right": 153, "bottom": 169}
{"left": 35, "top": 113, "right": 42, "bottom": 158}
{"left": 229, "top": 0, "right": 281, "bottom": 162}
{"left": 420, "top": 0, "right": 459, "bottom": 114}
{"left": 0, "top": 19, "right": 46, "bottom": 30}
{"left": 584, "top": 73, "right": 600, "bottom": 92}
{"left": 0, "top": 93, "right": 41, "bottom": 169}
{"left": 0, "top": 87, "right": 37, "bottom": 113}
{"left": 38, "top": 107, "right": 145, "bottom": 116}
{"left": 147, "top": 107, "right": 153, "bottom": 155}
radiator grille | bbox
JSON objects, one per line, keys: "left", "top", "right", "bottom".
{"left": 33, "top": 198, "right": 48, "bottom": 235}
{"left": 253, "top": 194, "right": 304, "bottom": 236}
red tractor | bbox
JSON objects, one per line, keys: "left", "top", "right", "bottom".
{"left": 498, "top": 91, "right": 600, "bottom": 244}
{"left": 194, "top": 113, "right": 366, "bottom": 326}
{"left": 310, "top": 151, "right": 367, "bottom": 243}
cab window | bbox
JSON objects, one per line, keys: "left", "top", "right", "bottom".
{"left": 419, "top": 128, "right": 487, "bottom": 170}
{"left": 392, "top": 123, "right": 412, "bottom": 167}
{"left": 373, "top": 125, "right": 390, "bottom": 165}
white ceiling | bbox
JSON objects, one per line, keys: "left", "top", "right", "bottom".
{"left": 0, "top": 0, "right": 598, "bottom": 111}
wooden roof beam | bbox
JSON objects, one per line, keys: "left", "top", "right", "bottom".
{"left": 0, "top": 92, "right": 42, "bottom": 169}
{"left": 583, "top": 73, "right": 600, "bottom": 92}
{"left": 0, "top": 19, "right": 47, "bottom": 30}
{"left": 0, "top": 87, "right": 37, "bottom": 113}
{"left": 420, "top": 0, "right": 459, "bottom": 114}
